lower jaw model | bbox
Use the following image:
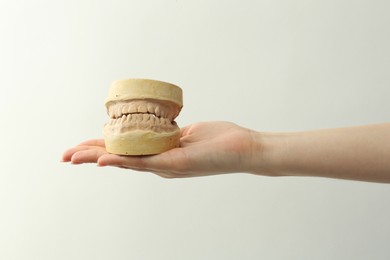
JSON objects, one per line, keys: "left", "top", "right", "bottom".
{"left": 103, "top": 79, "right": 183, "bottom": 155}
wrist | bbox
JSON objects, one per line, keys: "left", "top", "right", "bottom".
{"left": 248, "top": 130, "right": 288, "bottom": 177}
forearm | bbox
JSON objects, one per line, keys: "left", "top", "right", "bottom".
{"left": 251, "top": 123, "right": 390, "bottom": 183}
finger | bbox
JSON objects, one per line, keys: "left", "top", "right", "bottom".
{"left": 77, "top": 139, "right": 106, "bottom": 147}
{"left": 62, "top": 145, "right": 104, "bottom": 162}
{"left": 71, "top": 149, "right": 108, "bottom": 164}
{"left": 97, "top": 154, "right": 149, "bottom": 169}
{"left": 98, "top": 148, "right": 189, "bottom": 172}
{"left": 62, "top": 146, "right": 85, "bottom": 162}
{"left": 180, "top": 125, "right": 191, "bottom": 136}
{"left": 98, "top": 155, "right": 176, "bottom": 176}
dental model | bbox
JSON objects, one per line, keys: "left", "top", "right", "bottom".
{"left": 103, "top": 78, "right": 183, "bottom": 155}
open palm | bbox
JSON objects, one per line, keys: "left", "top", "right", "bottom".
{"left": 62, "top": 121, "right": 257, "bottom": 178}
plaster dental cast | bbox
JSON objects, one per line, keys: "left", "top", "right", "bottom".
{"left": 103, "top": 79, "right": 182, "bottom": 155}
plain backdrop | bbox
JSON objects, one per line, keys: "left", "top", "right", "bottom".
{"left": 0, "top": 0, "right": 389, "bottom": 259}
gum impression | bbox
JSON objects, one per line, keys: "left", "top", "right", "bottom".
{"left": 105, "top": 99, "right": 179, "bottom": 134}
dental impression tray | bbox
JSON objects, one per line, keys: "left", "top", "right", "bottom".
{"left": 103, "top": 78, "right": 183, "bottom": 155}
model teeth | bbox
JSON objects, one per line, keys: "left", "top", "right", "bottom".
{"left": 139, "top": 105, "right": 147, "bottom": 113}
{"left": 147, "top": 103, "right": 154, "bottom": 114}
{"left": 108, "top": 113, "right": 172, "bottom": 125}
{"left": 107, "top": 99, "right": 180, "bottom": 121}
{"left": 120, "top": 115, "right": 126, "bottom": 123}
{"left": 155, "top": 106, "right": 160, "bottom": 117}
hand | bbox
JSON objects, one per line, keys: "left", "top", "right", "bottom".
{"left": 62, "top": 121, "right": 258, "bottom": 178}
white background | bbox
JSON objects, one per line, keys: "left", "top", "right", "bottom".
{"left": 1, "top": 0, "right": 389, "bottom": 259}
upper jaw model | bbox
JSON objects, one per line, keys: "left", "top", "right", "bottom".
{"left": 103, "top": 78, "right": 183, "bottom": 155}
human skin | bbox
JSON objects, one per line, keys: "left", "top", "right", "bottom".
{"left": 62, "top": 121, "right": 390, "bottom": 183}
